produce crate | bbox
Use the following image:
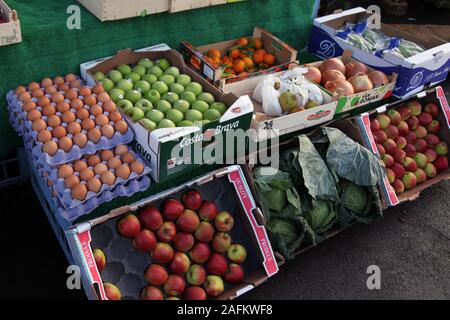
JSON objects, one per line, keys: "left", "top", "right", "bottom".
{"left": 0, "top": 0, "right": 21, "bottom": 46}
{"left": 0, "top": 147, "right": 29, "bottom": 188}
{"left": 181, "top": 27, "right": 298, "bottom": 86}
{"left": 65, "top": 165, "right": 279, "bottom": 300}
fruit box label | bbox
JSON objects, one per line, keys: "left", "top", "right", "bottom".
{"left": 335, "top": 84, "right": 394, "bottom": 114}
{"left": 436, "top": 86, "right": 450, "bottom": 129}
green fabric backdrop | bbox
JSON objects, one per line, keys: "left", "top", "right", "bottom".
{"left": 0, "top": 0, "right": 318, "bottom": 157}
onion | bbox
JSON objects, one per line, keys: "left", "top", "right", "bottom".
{"left": 321, "top": 69, "right": 345, "bottom": 85}
{"left": 348, "top": 73, "right": 373, "bottom": 93}
{"left": 304, "top": 66, "right": 322, "bottom": 84}
{"left": 345, "top": 61, "right": 369, "bottom": 78}
{"left": 319, "top": 58, "right": 346, "bottom": 75}
{"left": 368, "top": 70, "right": 389, "bottom": 87}
{"left": 325, "top": 79, "right": 354, "bottom": 96}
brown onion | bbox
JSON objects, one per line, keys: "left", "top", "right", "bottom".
{"left": 325, "top": 79, "right": 355, "bottom": 96}
{"left": 319, "top": 58, "right": 346, "bottom": 75}
{"left": 345, "top": 61, "right": 369, "bottom": 78}
{"left": 321, "top": 69, "right": 345, "bottom": 85}
{"left": 304, "top": 66, "right": 322, "bottom": 84}
{"left": 348, "top": 73, "right": 373, "bottom": 93}
{"left": 368, "top": 70, "right": 389, "bottom": 87}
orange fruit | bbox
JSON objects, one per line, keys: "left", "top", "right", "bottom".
{"left": 208, "top": 49, "right": 221, "bottom": 59}
{"left": 242, "top": 57, "right": 254, "bottom": 69}
{"left": 239, "top": 52, "right": 249, "bottom": 60}
{"left": 233, "top": 60, "right": 246, "bottom": 74}
{"left": 263, "top": 53, "right": 276, "bottom": 66}
{"left": 256, "top": 49, "right": 266, "bottom": 56}
{"left": 252, "top": 52, "right": 264, "bottom": 64}
{"left": 230, "top": 48, "right": 240, "bottom": 60}
{"left": 253, "top": 38, "right": 263, "bottom": 49}
{"left": 236, "top": 37, "right": 249, "bottom": 46}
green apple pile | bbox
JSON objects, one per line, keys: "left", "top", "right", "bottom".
{"left": 94, "top": 58, "right": 228, "bottom": 132}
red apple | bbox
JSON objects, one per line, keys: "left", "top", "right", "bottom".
{"left": 391, "top": 162, "right": 406, "bottom": 179}
{"left": 402, "top": 172, "right": 417, "bottom": 190}
{"left": 396, "top": 121, "right": 409, "bottom": 136}
{"left": 414, "top": 139, "right": 428, "bottom": 153}
{"left": 396, "top": 136, "right": 407, "bottom": 149}
{"left": 385, "top": 125, "right": 399, "bottom": 139}
{"left": 157, "top": 221, "right": 177, "bottom": 242}
{"left": 176, "top": 209, "right": 200, "bottom": 233}
{"left": 406, "top": 131, "right": 417, "bottom": 144}
{"left": 418, "top": 112, "right": 433, "bottom": 126}
{"left": 397, "top": 106, "right": 412, "bottom": 120}
{"left": 186, "top": 264, "right": 207, "bottom": 286}
{"left": 144, "top": 264, "right": 168, "bottom": 286}
{"left": 413, "top": 152, "right": 428, "bottom": 169}
{"left": 104, "top": 283, "right": 121, "bottom": 300}
{"left": 434, "top": 155, "right": 448, "bottom": 171}
{"left": 386, "top": 168, "right": 395, "bottom": 184}
{"left": 383, "top": 139, "right": 397, "bottom": 155}
{"left": 387, "top": 109, "right": 401, "bottom": 125}
{"left": 376, "top": 114, "right": 390, "bottom": 129}
{"left": 164, "top": 275, "right": 185, "bottom": 296}
{"left": 392, "top": 179, "right": 404, "bottom": 194}
{"left": 414, "top": 126, "right": 427, "bottom": 139}
{"left": 182, "top": 189, "right": 202, "bottom": 210}
{"left": 224, "top": 263, "right": 245, "bottom": 284}
{"left": 117, "top": 214, "right": 140, "bottom": 238}
{"left": 206, "top": 253, "right": 228, "bottom": 276}
{"left": 413, "top": 168, "right": 427, "bottom": 184}
{"left": 376, "top": 143, "right": 386, "bottom": 156}
{"left": 407, "top": 100, "right": 422, "bottom": 116}
{"left": 370, "top": 119, "right": 381, "bottom": 132}
{"left": 162, "top": 198, "right": 184, "bottom": 220}
{"left": 184, "top": 286, "right": 207, "bottom": 300}
{"left": 139, "top": 207, "right": 163, "bottom": 231}
{"left": 424, "top": 149, "right": 437, "bottom": 163}
{"left": 393, "top": 149, "right": 406, "bottom": 163}
{"left": 403, "top": 157, "right": 417, "bottom": 172}
{"left": 151, "top": 242, "right": 174, "bottom": 264}
{"left": 426, "top": 120, "right": 440, "bottom": 134}
{"left": 141, "top": 286, "right": 164, "bottom": 300}
{"left": 133, "top": 229, "right": 157, "bottom": 252}
{"left": 214, "top": 211, "right": 235, "bottom": 232}
{"left": 203, "top": 275, "right": 224, "bottom": 297}
{"left": 373, "top": 130, "right": 388, "bottom": 143}
{"left": 199, "top": 201, "right": 218, "bottom": 221}
{"left": 173, "top": 232, "right": 195, "bottom": 252}
{"left": 169, "top": 252, "right": 191, "bottom": 274}
{"left": 189, "top": 242, "right": 211, "bottom": 264}
{"left": 424, "top": 102, "right": 439, "bottom": 117}
{"left": 426, "top": 134, "right": 440, "bottom": 148}
{"left": 405, "top": 144, "right": 417, "bottom": 157}
{"left": 424, "top": 163, "right": 437, "bottom": 178}
{"left": 227, "top": 244, "right": 248, "bottom": 263}
{"left": 93, "top": 249, "right": 106, "bottom": 272}
{"left": 435, "top": 141, "right": 448, "bottom": 156}
{"left": 211, "top": 232, "right": 232, "bottom": 253}
{"left": 382, "top": 154, "right": 394, "bottom": 168}
{"left": 194, "top": 221, "right": 215, "bottom": 242}
{"left": 407, "top": 116, "right": 419, "bottom": 130}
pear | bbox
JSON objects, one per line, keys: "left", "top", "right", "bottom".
{"left": 305, "top": 100, "right": 318, "bottom": 109}
{"left": 278, "top": 91, "right": 298, "bottom": 112}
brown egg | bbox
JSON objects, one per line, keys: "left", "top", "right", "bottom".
{"left": 19, "top": 92, "right": 31, "bottom": 102}
{"left": 71, "top": 183, "right": 88, "bottom": 201}
{"left": 27, "top": 109, "right": 42, "bottom": 121}
{"left": 81, "top": 118, "right": 95, "bottom": 130}
{"left": 56, "top": 102, "right": 70, "bottom": 113}
{"left": 103, "top": 101, "right": 117, "bottom": 113}
{"left": 115, "top": 164, "right": 131, "bottom": 180}
{"left": 23, "top": 101, "right": 37, "bottom": 112}
{"left": 95, "top": 114, "right": 109, "bottom": 126}
{"left": 100, "top": 150, "right": 114, "bottom": 161}
{"left": 47, "top": 179, "right": 54, "bottom": 188}
{"left": 43, "top": 140, "right": 58, "bottom": 155}
{"left": 93, "top": 84, "right": 105, "bottom": 95}
{"left": 70, "top": 80, "right": 82, "bottom": 89}
{"left": 28, "top": 82, "right": 40, "bottom": 91}
{"left": 107, "top": 157, "right": 122, "bottom": 169}
{"left": 67, "top": 122, "right": 82, "bottom": 135}
{"left": 87, "top": 127, "right": 102, "bottom": 143}
{"left": 47, "top": 115, "right": 61, "bottom": 128}
{"left": 58, "top": 164, "right": 74, "bottom": 179}
{"left": 41, "top": 78, "right": 53, "bottom": 88}
{"left": 89, "top": 104, "right": 103, "bottom": 116}
{"left": 76, "top": 108, "right": 90, "bottom": 120}
{"left": 51, "top": 92, "right": 65, "bottom": 103}
{"left": 73, "top": 160, "right": 88, "bottom": 172}
{"left": 54, "top": 76, "right": 65, "bottom": 85}
{"left": 58, "top": 136, "right": 73, "bottom": 152}
{"left": 15, "top": 86, "right": 27, "bottom": 95}
{"left": 108, "top": 111, "right": 122, "bottom": 123}
{"left": 97, "top": 92, "right": 110, "bottom": 103}
{"left": 37, "top": 96, "right": 51, "bottom": 107}
{"left": 65, "top": 175, "right": 80, "bottom": 189}
{"left": 101, "top": 124, "right": 115, "bottom": 139}
{"left": 58, "top": 84, "right": 70, "bottom": 92}
{"left": 37, "top": 130, "right": 52, "bottom": 143}
{"left": 65, "top": 73, "right": 77, "bottom": 82}
{"left": 121, "top": 152, "right": 135, "bottom": 164}
{"left": 84, "top": 95, "right": 97, "bottom": 106}
{"left": 94, "top": 163, "right": 108, "bottom": 175}
{"left": 32, "top": 119, "right": 47, "bottom": 132}
{"left": 79, "top": 86, "right": 92, "bottom": 97}
{"left": 32, "top": 89, "right": 44, "bottom": 98}
{"left": 100, "top": 171, "right": 116, "bottom": 186}
{"left": 61, "top": 111, "right": 76, "bottom": 123}
{"left": 114, "top": 120, "right": 128, "bottom": 134}
{"left": 52, "top": 126, "right": 67, "bottom": 139}
{"left": 45, "top": 86, "right": 57, "bottom": 95}
{"left": 130, "top": 160, "right": 145, "bottom": 175}
{"left": 70, "top": 99, "right": 84, "bottom": 110}
{"left": 65, "top": 89, "right": 79, "bottom": 100}
{"left": 79, "top": 168, "right": 95, "bottom": 181}
{"left": 73, "top": 132, "right": 88, "bottom": 148}
{"left": 87, "top": 155, "right": 101, "bottom": 167}
{"left": 42, "top": 105, "right": 56, "bottom": 117}
{"left": 114, "top": 145, "right": 129, "bottom": 156}
{"left": 87, "top": 178, "right": 102, "bottom": 193}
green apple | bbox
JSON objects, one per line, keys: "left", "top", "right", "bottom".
{"left": 186, "top": 82, "right": 203, "bottom": 96}
{"left": 144, "top": 89, "right": 161, "bottom": 105}
{"left": 192, "top": 100, "right": 209, "bottom": 113}
{"left": 165, "top": 109, "right": 184, "bottom": 125}
{"left": 147, "top": 109, "right": 164, "bottom": 124}
{"left": 109, "top": 88, "right": 125, "bottom": 102}
{"left": 148, "top": 66, "right": 164, "bottom": 77}
{"left": 125, "top": 90, "right": 142, "bottom": 104}
{"left": 210, "top": 102, "right": 227, "bottom": 115}
{"left": 158, "top": 119, "right": 176, "bottom": 128}
{"left": 201, "top": 120, "right": 211, "bottom": 126}
{"left": 108, "top": 70, "right": 123, "bottom": 84}
{"left": 152, "top": 81, "right": 169, "bottom": 95}
{"left": 94, "top": 71, "right": 105, "bottom": 82}
{"left": 156, "top": 100, "right": 172, "bottom": 114}
{"left": 117, "top": 64, "right": 132, "bottom": 76}
{"left": 197, "top": 92, "right": 215, "bottom": 105}
{"left": 138, "top": 58, "right": 154, "bottom": 69}
{"left": 142, "top": 74, "right": 158, "bottom": 85}
{"left": 173, "top": 100, "right": 190, "bottom": 114}
{"left": 101, "top": 78, "right": 114, "bottom": 92}
{"left": 134, "top": 99, "right": 153, "bottom": 113}
{"left": 170, "top": 83, "right": 185, "bottom": 95}
{"left": 165, "top": 66, "right": 180, "bottom": 78}
{"left": 159, "top": 74, "right": 175, "bottom": 86}
{"left": 132, "top": 65, "right": 146, "bottom": 77}
{"left": 157, "top": 58, "right": 170, "bottom": 71}
{"left": 117, "top": 99, "right": 133, "bottom": 113}
{"left": 178, "top": 120, "right": 194, "bottom": 127}
{"left": 177, "top": 74, "right": 191, "bottom": 87}
{"left": 180, "top": 91, "right": 197, "bottom": 104}
{"left": 134, "top": 80, "right": 151, "bottom": 94}
{"left": 162, "top": 92, "right": 179, "bottom": 105}
{"left": 141, "top": 118, "right": 157, "bottom": 132}
{"left": 126, "top": 72, "right": 141, "bottom": 83}
{"left": 116, "top": 79, "right": 133, "bottom": 92}
{"left": 130, "top": 107, "right": 145, "bottom": 122}
{"left": 185, "top": 109, "right": 203, "bottom": 122}
{"left": 203, "top": 109, "right": 221, "bottom": 122}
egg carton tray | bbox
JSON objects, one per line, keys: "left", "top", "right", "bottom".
{"left": 6, "top": 102, "right": 23, "bottom": 135}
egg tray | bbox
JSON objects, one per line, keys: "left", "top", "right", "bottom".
{"left": 6, "top": 101, "right": 23, "bottom": 135}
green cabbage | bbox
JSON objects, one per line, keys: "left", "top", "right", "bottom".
{"left": 265, "top": 189, "right": 287, "bottom": 212}
{"left": 306, "top": 199, "right": 336, "bottom": 234}
{"left": 340, "top": 180, "right": 369, "bottom": 215}
{"left": 268, "top": 218, "right": 298, "bottom": 246}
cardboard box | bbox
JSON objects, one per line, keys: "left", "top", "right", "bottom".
{"left": 221, "top": 68, "right": 338, "bottom": 141}
{"left": 348, "top": 86, "right": 450, "bottom": 207}
{"left": 65, "top": 165, "right": 279, "bottom": 300}
{"left": 180, "top": 27, "right": 298, "bottom": 86}
{"left": 87, "top": 49, "right": 253, "bottom": 182}
{"left": 308, "top": 7, "right": 450, "bottom": 98}
{"left": 0, "top": 0, "right": 21, "bottom": 46}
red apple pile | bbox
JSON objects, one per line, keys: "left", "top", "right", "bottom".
{"left": 371, "top": 100, "right": 449, "bottom": 195}
{"left": 108, "top": 189, "right": 248, "bottom": 301}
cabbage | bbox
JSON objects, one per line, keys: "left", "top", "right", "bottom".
{"left": 306, "top": 199, "right": 336, "bottom": 234}
{"left": 340, "top": 180, "right": 368, "bottom": 215}
{"left": 265, "top": 189, "right": 287, "bottom": 212}
{"left": 268, "top": 218, "right": 298, "bottom": 246}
